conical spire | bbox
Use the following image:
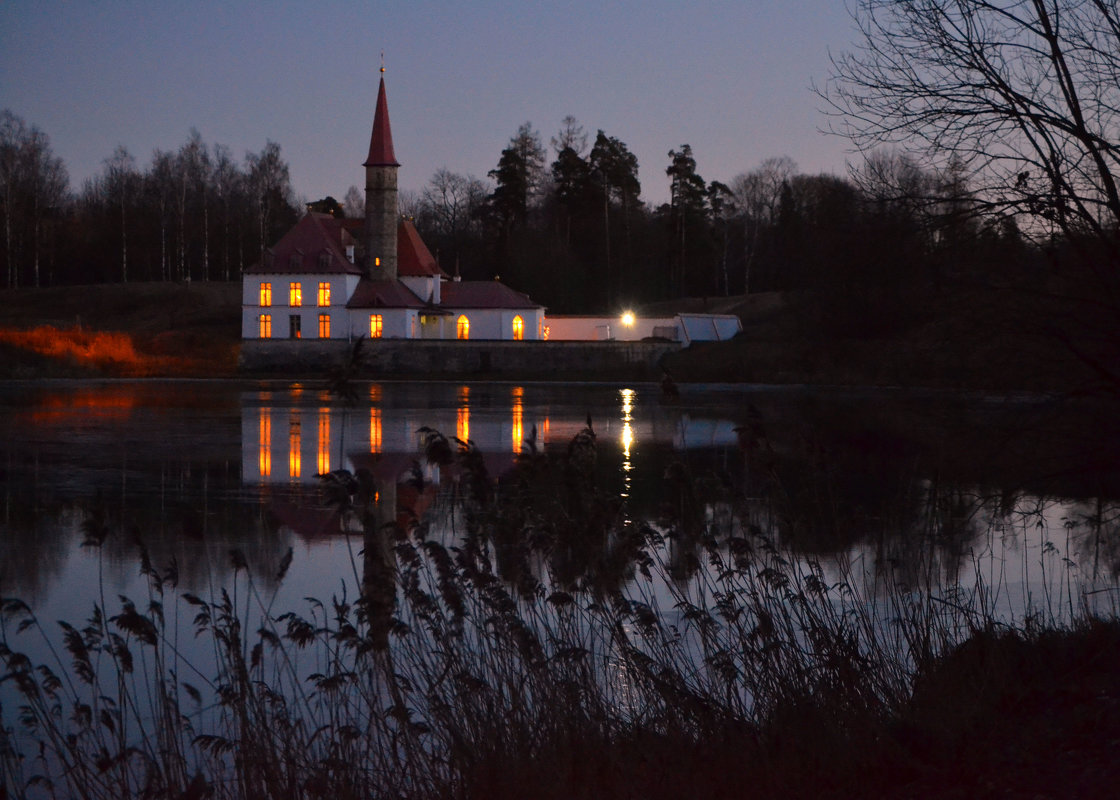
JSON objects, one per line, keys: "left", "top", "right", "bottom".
{"left": 364, "top": 74, "right": 399, "bottom": 167}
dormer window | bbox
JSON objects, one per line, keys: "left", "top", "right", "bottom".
{"left": 318, "top": 252, "right": 330, "bottom": 269}
{"left": 289, "top": 253, "right": 301, "bottom": 269}
{"left": 346, "top": 245, "right": 355, "bottom": 264}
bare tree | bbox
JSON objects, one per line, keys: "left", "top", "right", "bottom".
{"left": 731, "top": 156, "right": 797, "bottom": 293}
{"left": 343, "top": 185, "right": 365, "bottom": 219}
{"left": 822, "top": 0, "right": 1120, "bottom": 260}
{"left": 104, "top": 146, "right": 139, "bottom": 282}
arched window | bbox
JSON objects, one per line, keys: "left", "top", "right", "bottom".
{"left": 511, "top": 315, "right": 524, "bottom": 341}
{"left": 457, "top": 315, "right": 470, "bottom": 340}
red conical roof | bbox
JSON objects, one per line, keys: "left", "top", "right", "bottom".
{"left": 363, "top": 76, "right": 399, "bottom": 167}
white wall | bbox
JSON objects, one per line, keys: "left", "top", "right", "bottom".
{"left": 543, "top": 315, "right": 678, "bottom": 341}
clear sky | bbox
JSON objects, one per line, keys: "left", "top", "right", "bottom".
{"left": 0, "top": 1, "right": 859, "bottom": 207}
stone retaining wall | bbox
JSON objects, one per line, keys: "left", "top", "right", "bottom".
{"left": 239, "top": 339, "right": 681, "bottom": 380}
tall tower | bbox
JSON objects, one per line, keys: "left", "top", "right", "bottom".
{"left": 364, "top": 67, "right": 399, "bottom": 281}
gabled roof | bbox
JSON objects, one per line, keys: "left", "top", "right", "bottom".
{"left": 440, "top": 280, "right": 543, "bottom": 310}
{"left": 246, "top": 213, "right": 362, "bottom": 275}
{"left": 346, "top": 278, "right": 427, "bottom": 309}
{"left": 363, "top": 76, "right": 399, "bottom": 167}
{"left": 398, "top": 219, "right": 448, "bottom": 278}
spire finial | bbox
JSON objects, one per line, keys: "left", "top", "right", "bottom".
{"left": 380, "top": 51, "right": 385, "bottom": 74}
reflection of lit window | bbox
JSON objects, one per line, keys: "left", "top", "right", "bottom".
{"left": 318, "top": 282, "right": 330, "bottom": 306}
{"left": 317, "top": 409, "right": 330, "bottom": 474}
{"left": 259, "top": 411, "right": 271, "bottom": 477}
{"left": 318, "top": 313, "right": 330, "bottom": 338}
{"left": 457, "top": 385, "right": 471, "bottom": 444}
{"left": 457, "top": 406, "right": 470, "bottom": 443}
{"left": 457, "top": 315, "right": 470, "bottom": 340}
{"left": 259, "top": 314, "right": 272, "bottom": 338}
{"left": 369, "top": 384, "right": 382, "bottom": 403}
{"left": 511, "top": 386, "right": 524, "bottom": 453}
{"left": 289, "top": 282, "right": 302, "bottom": 307}
{"left": 289, "top": 417, "right": 301, "bottom": 479}
{"left": 369, "top": 407, "right": 382, "bottom": 453}
{"left": 259, "top": 282, "right": 272, "bottom": 307}
{"left": 512, "top": 315, "right": 524, "bottom": 341}
{"left": 370, "top": 314, "right": 383, "bottom": 338}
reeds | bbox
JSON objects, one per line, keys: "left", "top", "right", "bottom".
{"left": 2, "top": 424, "right": 1118, "bottom": 799}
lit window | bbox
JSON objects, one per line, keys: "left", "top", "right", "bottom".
{"left": 318, "top": 313, "right": 330, "bottom": 338}
{"left": 289, "top": 315, "right": 301, "bottom": 339}
{"left": 511, "top": 315, "right": 524, "bottom": 341}
{"left": 370, "top": 314, "right": 383, "bottom": 338}
{"left": 457, "top": 315, "right": 470, "bottom": 340}
{"left": 259, "top": 314, "right": 272, "bottom": 338}
{"left": 259, "top": 282, "right": 272, "bottom": 307}
{"left": 289, "top": 282, "right": 302, "bottom": 307}
{"left": 318, "top": 282, "right": 330, "bottom": 306}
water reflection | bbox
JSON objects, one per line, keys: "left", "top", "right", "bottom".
{"left": 1, "top": 380, "right": 1118, "bottom": 624}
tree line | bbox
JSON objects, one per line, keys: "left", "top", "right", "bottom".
{"left": 1, "top": 111, "right": 300, "bottom": 288}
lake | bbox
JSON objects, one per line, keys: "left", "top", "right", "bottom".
{"left": 2, "top": 378, "right": 1119, "bottom": 797}
{"left": 2, "top": 379, "right": 1116, "bottom": 637}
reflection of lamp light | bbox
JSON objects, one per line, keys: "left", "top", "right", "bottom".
{"left": 621, "top": 311, "right": 636, "bottom": 327}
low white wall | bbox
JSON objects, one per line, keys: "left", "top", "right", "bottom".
{"left": 544, "top": 315, "right": 678, "bottom": 342}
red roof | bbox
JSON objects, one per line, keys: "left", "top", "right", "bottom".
{"left": 246, "top": 213, "right": 362, "bottom": 275}
{"left": 363, "top": 76, "right": 399, "bottom": 167}
{"left": 398, "top": 219, "right": 448, "bottom": 278}
{"left": 346, "top": 278, "right": 427, "bottom": 309}
{"left": 440, "top": 280, "right": 542, "bottom": 310}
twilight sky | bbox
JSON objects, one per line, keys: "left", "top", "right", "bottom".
{"left": 0, "top": 1, "right": 860, "bottom": 206}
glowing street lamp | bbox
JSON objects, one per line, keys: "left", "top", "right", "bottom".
{"left": 621, "top": 311, "right": 636, "bottom": 327}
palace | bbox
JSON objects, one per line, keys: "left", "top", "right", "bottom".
{"left": 241, "top": 71, "right": 545, "bottom": 343}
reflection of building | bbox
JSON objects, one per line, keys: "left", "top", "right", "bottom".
{"left": 241, "top": 70, "right": 545, "bottom": 343}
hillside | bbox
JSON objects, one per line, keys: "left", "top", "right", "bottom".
{"left": 0, "top": 282, "right": 241, "bottom": 378}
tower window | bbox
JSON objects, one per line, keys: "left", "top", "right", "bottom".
{"left": 457, "top": 315, "right": 470, "bottom": 340}
{"left": 317, "top": 282, "right": 331, "bottom": 306}
{"left": 512, "top": 315, "right": 524, "bottom": 341}
{"left": 370, "top": 314, "right": 383, "bottom": 338}
{"left": 289, "top": 282, "right": 302, "bottom": 307}
{"left": 259, "top": 282, "right": 272, "bottom": 307}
